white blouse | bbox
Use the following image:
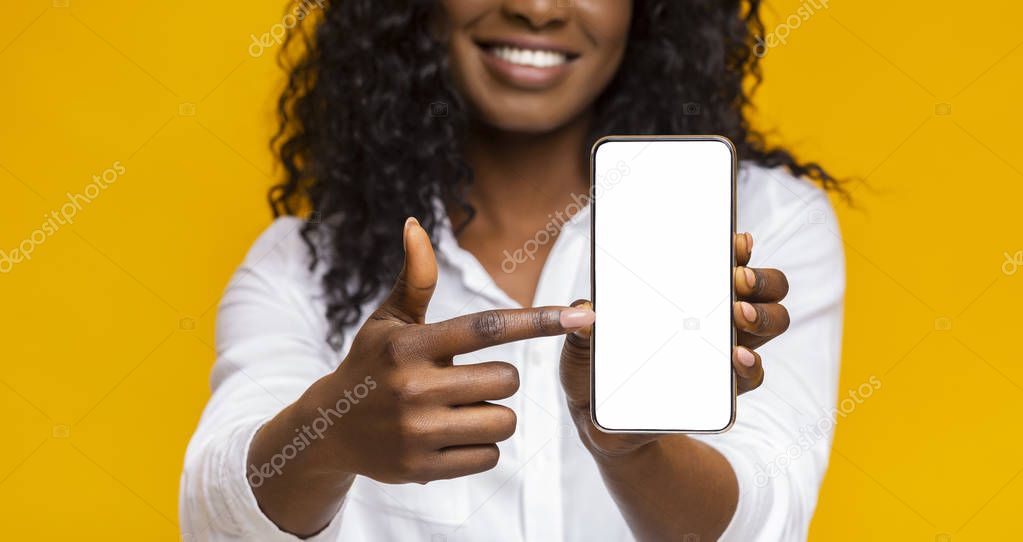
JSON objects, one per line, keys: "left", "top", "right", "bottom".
{"left": 180, "top": 164, "right": 845, "bottom": 541}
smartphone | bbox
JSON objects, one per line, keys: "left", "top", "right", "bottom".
{"left": 590, "top": 136, "right": 736, "bottom": 433}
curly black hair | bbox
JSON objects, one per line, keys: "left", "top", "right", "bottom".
{"left": 269, "top": 0, "right": 841, "bottom": 346}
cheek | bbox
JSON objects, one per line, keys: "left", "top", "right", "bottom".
{"left": 440, "top": 0, "right": 481, "bottom": 24}
{"left": 578, "top": 0, "right": 632, "bottom": 54}
{"left": 576, "top": 3, "right": 632, "bottom": 102}
{"left": 568, "top": 1, "right": 631, "bottom": 101}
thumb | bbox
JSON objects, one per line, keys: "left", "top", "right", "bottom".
{"left": 559, "top": 299, "right": 593, "bottom": 412}
{"left": 380, "top": 217, "right": 438, "bottom": 324}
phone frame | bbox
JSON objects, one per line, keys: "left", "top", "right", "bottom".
{"left": 589, "top": 135, "right": 738, "bottom": 434}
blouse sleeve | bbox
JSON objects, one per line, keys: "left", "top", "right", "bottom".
{"left": 179, "top": 217, "right": 347, "bottom": 541}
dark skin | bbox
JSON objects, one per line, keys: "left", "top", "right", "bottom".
{"left": 249, "top": 0, "right": 791, "bottom": 539}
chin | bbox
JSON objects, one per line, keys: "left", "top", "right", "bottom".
{"left": 482, "top": 115, "right": 566, "bottom": 134}
{"left": 471, "top": 96, "right": 585, "bottom": 135}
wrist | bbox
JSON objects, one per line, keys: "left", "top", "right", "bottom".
{"left": 569, "top": 405, "right": 668, "bottom": 462}
{"left": 585, "top": 432, "right": 660, "bottom": 465}
{"left": 247, "top": 381, "right": 356, "bottom": 537}
{"left": 285, "top": 373, "right": 359, "bottom": 479}
{"left": 249, "top": 401, "right": 347, "bottom": 489}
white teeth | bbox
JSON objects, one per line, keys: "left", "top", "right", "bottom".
{"left": 490, "top": 46, "right": 568, "bottom": 68}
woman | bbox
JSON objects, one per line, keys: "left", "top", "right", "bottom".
{"left": 181, "top": 1, "right": 845, "bottom": 540}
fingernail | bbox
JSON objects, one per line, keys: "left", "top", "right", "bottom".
{"left": 402, "top": 217, "right": 415, "bottom": 254}
{"left": 404, "top": 216, "right": 418, "bottom": 234}
{"left": 561, "top": 307, "right": 596, "bottom": 329}
{"left": 736, "top": 347, "right": 756, "bottom": 367}
{"left": 745, "top": 232, "right": 753, "bottom": 252}
{"left": 740, "top": 301, "right": 757, "bottom": 323}
{"left": 743, "top": 267, "right": 756, "bottom": 289}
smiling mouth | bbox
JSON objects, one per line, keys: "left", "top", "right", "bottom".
{"left": 485, "top": 45, "right": 573, "bottom": 68}
{"left": 477, "top": 41, "right": 580, "bottom": 69}
{"left": 474, "top": 39, "right": 581, "bottom": 90}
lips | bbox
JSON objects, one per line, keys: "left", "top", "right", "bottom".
{"left": 475, "top": 38, "right": 580, "bottom": 90}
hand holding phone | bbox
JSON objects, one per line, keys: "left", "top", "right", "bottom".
{"left": 559, "top": 233, "right": 773, "bottom": 452}
{"left": 589, "top": 137, "right": 736, "bottom": 433}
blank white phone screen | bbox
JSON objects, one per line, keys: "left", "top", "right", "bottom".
{"left": 592, "top": 138, "right": 735, "bottom": 432}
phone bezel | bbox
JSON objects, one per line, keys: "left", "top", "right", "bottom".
{"left": 589, "top": 135, "right": 738, "bottom": 434}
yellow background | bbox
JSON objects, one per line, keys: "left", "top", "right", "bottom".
{"left": 2, "top": 1, "right": 1020, "bottom": 540}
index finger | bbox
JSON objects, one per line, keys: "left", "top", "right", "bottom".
{"left": 421, "top": 306, "right": 595, "bottom": 357}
